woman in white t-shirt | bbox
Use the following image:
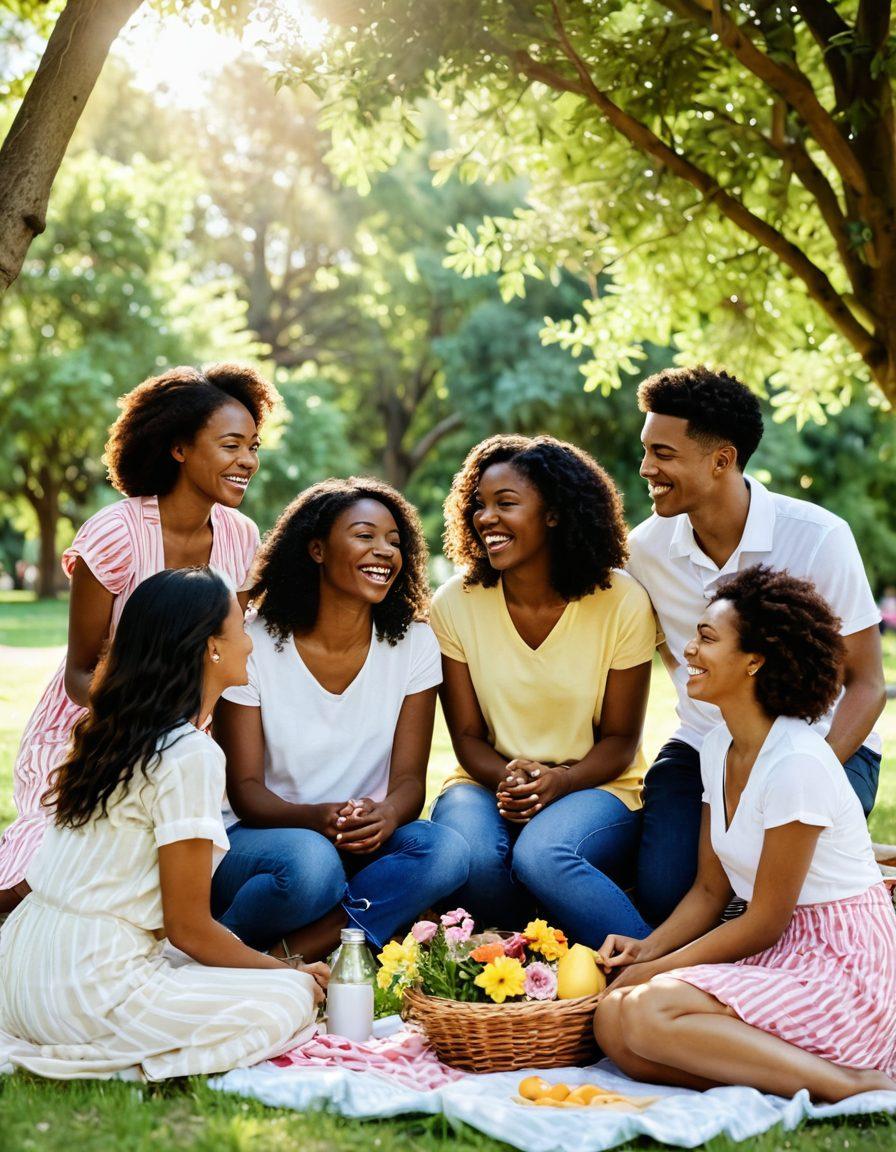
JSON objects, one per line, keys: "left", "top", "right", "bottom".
{"left": 594, "top": 566, "right": 896, "bottom": 1103}
{"left": 212, "top": 478, "right": 469, "bottom": 962}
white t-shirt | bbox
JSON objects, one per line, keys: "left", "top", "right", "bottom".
{"left": 700, "top": 716, "right": 881, "bottom": 904}
{"left": 221, "top": 619, "right": 442, "bottom": 827}
{"left": 627, "top": 476, "right": 880, "bottom": 751}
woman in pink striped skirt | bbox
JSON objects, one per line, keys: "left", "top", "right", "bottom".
{"left": 594, "top": 565, "right": 896, "bottom": 1102}
{"left": 0, "top": 364, "right": 276, "bottom": 913}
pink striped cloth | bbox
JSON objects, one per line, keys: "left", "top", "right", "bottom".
{"left": 0, "top": 495, "right": 259, "bottom": 891}
{"left": 666, "top": 883, "right": 896, "bottom": 1076}
{"left": 272, "top": 1029, "right": 463, "bottom": 1090}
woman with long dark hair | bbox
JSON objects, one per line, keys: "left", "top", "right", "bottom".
{"left": 0, "top": 568, "right": 326, "bottom": 1080}
{"left": 212, "top": 478, "right": 469, "bottom": 963}
{"left": 0, "top": 363, "right": 276, "bottom": 914}
{"left": 594, "top": 567, "right": 896, "bottom": 1102}
{"left": 429, "top": 434, "right": 656, "bottom": 942}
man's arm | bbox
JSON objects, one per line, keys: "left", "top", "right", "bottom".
{"left": 826, "top": 624, "right": 886, "bottom": 763}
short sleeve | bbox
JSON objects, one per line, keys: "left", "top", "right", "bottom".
{"left": 760, "top": 753, "right": 836, "bottom": 831}
{"left": 609, "top": 578, "right": 658, "bottom": 670}
{"left": 429, "top": 582, "right": 467, "bottom": 664}
{"left": 407, "top": 623, "right": 443, "bottom": 695}
{"left": 150, "top": 736, "right": 230, "bottom": 852}
{"left": 62, "top": 503, "right": 134, "bottom": 595}
{"left": 808, "top": 523, "right": 880, "bottom": 636}
{"left": 222, "top": 645, "right": 261, "bottom": 708}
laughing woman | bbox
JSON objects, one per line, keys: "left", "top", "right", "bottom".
{"left": 594, "top": 567, "right": 896, "bottom": 1103}
{"left": 0, "top": 568, "right": 326, "bottom": 1080}
{"left": 212, "top": 478, "right": 469, "bottom": 963}
{"left": 0, "top": 364, "right": 274, "bottom": 914}
{"left": 429, "top": 435, "right": 656, "bottom": 942}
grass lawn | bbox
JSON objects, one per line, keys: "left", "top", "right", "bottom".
{"left": 1, "top": 593, "right": 895, "bottom": 1151}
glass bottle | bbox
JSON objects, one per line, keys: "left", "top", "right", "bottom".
{"left": 326, "top": 927, "right": 376, "bottom": 1042}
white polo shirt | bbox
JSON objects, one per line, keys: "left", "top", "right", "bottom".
{"left": 627, "top": 477, "right": 881, "bottom": 752}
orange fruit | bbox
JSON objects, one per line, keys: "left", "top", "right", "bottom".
{"left": 518, "top": 1076, "right": 552, "bottom": 1101}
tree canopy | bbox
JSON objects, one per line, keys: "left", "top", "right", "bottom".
{"left": 284, "top": 0, "right": 896, "bottom": 416}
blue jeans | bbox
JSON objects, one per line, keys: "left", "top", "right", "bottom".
{"left": 431, "top": 783, "right": 651, "bottom": 944}
{"left": 636, "top": 738, "right": 882, "bottom": 928}
{"left": 211, "top": 819, "right": 470, "bottom": 950}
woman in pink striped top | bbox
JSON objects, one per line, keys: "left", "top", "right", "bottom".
{"left": 0, "top": 363, "right": 275, "bottom": 913}
{"left": 594, "top": 566, "right": 896, "bottom": 1102}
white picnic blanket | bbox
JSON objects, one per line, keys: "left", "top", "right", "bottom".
{"left": 209, "top": 1052, "right": 896, "bottom": 1151}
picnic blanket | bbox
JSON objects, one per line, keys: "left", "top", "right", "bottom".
{"left": 210, "top": 1021, "right": 896, "bottom": 1151}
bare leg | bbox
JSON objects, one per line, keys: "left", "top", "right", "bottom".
{"left": 0, "top": 881, "right": 29, "bottom": 915}
{"left": 272, "top": 905, "right": 348, "bottom": 963}
{"left": 622, "top": 977, "right": 896, "bottom": 1103}
{"left": 594, "top": 989, "right": 720, "bottom": 1090}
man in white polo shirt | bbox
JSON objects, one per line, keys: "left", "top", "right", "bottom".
{"left": 628, "top": 366, "right": 886, "bottom": 926}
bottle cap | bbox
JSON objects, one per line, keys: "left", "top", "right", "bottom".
{"left": 340, "top": 928, "right": 366, "bottom": 944}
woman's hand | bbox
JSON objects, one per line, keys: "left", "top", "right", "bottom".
{"left": 596, "top": 933, "right": 653, "bottom": 972}
{"left": 292, "top": 961, "right": 330, "bottom": 1006}
{"left": 335, "top": 797, "right": 398, "bottom": 854}
{"left": 596, "top": 960, "right": 660, "bottom": 1001}
{"left": 306, "top": 801, "right": 355, "bottom": 842}
{"left": 497, "top": 760, "right": 569, "bottom": 823}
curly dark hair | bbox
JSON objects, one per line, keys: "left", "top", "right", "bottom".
{"left": 637, "top": 365, "right": 764, "bottom": 470}
{"left": 47, "top": 568, "right": 232, "bottom": 828}
{"left": 104, "top": 363, "right": 278, "bottom": 497}
{"left": 712, "top": 565, "right": 844, "bottom": 723}
{"left": 443, "top": 434, "right": 628, "bottom": 599}
{"left": 248, "top": 477, "right": 431, "bottom": 647}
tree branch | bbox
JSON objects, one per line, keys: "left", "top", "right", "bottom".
{"left": 407, "top": 411, "right": 464, "bottom": 472}
{"left": 792, "top": 0, "right": 851, "bottom": 101}
{"left": 509, "top": 11, "right": 883, "bottom": 367}
{"left": 659, "top": 0, "right": 868, "bottom": 195}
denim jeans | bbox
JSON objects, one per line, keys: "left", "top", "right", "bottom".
{"left": 211, "top": 819, "right": 470, "bottom": 950}
{"left": 635, "top": 737, "right": 882, "bottom": 928}
{"left": 430, "top": 783, "right": 651, "bottom": 944}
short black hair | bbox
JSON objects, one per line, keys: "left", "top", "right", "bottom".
{"left": 105, "top": 363, "right": 278, "bottom": 497}
{"left": 249, "top": 477, "right": 430, "bottom": 647}
{"left": 638, "top": 366, "right": 764, "bottom": 470}
{"left": 712, "top": 565, "right": 844, "bottom": 723}
{"left": 443, "top": 434, "right": 628, "bottom": 599}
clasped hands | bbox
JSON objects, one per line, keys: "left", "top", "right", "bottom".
{"left": 315, "top": 796, "right": 397, "bottom": 854}
{"left": 496, "top": 758, "right": 571, "bottom": 824}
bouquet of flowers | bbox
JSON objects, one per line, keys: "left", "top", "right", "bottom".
{"left": 377, "top": 908, "right": 573, "bottom": 1004}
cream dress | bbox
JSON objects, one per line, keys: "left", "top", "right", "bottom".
{"left": 0, "top": 725, "right": 316, "bottom": 1080}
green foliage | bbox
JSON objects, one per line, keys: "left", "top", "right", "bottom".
{"left": 284, "top": 0, "right": 892, "bottom": 418}
{"left": 0, "top": 147, "right": 256, "bottom": 582}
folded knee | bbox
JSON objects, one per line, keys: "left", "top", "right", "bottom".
{"left": 620, "top": 981, "right": 679, "bottom": 1055}
{"left": 405, "top": 821, "right": 471, "bottom": 890}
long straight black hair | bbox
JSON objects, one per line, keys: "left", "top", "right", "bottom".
{"left": 46, "top": 567, "right": 232, "bottom": 828}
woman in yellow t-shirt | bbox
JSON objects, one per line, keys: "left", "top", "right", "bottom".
{"left": 430, "top": 434, "right": 656, "bottom": 944}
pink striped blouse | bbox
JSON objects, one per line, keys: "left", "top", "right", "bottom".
{"left": 0, "top": 495, "right": 259, "bottom": 890}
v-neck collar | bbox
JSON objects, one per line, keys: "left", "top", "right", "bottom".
{"left": 720, "top": 717, "right": 782, "bottom": 832}
{"left": 289, "top": 626, "right": 375, "bottom": 700}
{"left": 142, "top": 494, "right": 220, "bottom": 570}
{"left": 497, "top": 578, "right": 572, "bottom": 655}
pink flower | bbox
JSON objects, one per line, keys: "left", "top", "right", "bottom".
{"left": 503, "top": 932, "right": 528, "bottom": 960}
{"left": 440, "top": 907, "right": 472, "bottom": 928}
{"left": 444, "top": 917, "right": 475, "bottom": 946}
{"left": 411, "top": 920, "right": 438, "bottom": 944}
{"left": 523, "top": 962, "right": 557, "bottom": 1001}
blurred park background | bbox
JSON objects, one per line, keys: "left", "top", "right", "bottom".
{"left": 1, "top": 3, "right": 896, "bottom": 1145}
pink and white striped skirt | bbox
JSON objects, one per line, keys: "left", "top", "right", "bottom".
{"left": 666, "top": 884, "right": 896, "bottom": 1076}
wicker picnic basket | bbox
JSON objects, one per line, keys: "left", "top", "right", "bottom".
{"left": 403, "top": 987, "right": 602, "bottom": 1073}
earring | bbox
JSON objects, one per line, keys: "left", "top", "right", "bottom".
{"left": 748, "top": 667, "right": 757, "bottom": 676}
{"left": 211, "top": 652, "right": 220, "bottom": 663}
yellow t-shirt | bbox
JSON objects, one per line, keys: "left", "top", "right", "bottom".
{"left": 430, "top": 570, "right": 656, "bottom": 811}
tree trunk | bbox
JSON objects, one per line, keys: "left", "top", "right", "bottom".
{"left": 0, "top": 0, "right": 144, "bottom": 296}
{"left": 31, "top": 481, "right": 60, "bottom": 600}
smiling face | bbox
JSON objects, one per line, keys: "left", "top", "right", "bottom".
{"left": 310, "top": 497, "right": 403, "bottom": 605}
{"left": 471, "top": 461, "right": 557, "bottom": 574}
{"left": 639, "top": 412, "right": 734, "bottom": 518}
{"left": 684, "top": 598, "right": 763, "bottom": 708}
{"left": 172, "top": 400, "right": 260, "bottom": 508}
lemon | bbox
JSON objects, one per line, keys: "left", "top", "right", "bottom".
{"left": 518, "top": 1076, "right": 552, "bottom": 1101}
{"left": 556, "top": 943, "right": 607, "bottom": 999}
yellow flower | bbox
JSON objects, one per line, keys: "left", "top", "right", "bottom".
{"left": 524, "top": 919, "right": 569, "bottom": 961}
{"left": 376, "top": 935, "right": 419, "bottom": 990}
{"left": 474, "top": 956, "right": 526, "bottom": 1003}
